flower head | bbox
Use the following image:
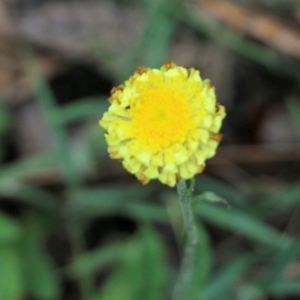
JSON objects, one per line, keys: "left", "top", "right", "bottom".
{"left": 99, "top": 62, "right": 226, "bottom": 186}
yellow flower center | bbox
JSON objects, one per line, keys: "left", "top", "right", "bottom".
{"left": 131, "top": 87, "right": 192, "bottom": 151}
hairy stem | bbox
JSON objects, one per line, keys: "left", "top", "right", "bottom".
{"left": 172, "top": 179, "right": 198, "bottom": 300}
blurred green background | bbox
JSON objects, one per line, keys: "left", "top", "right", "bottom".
{"left": 1, "top": 0, "right": 300, "bottom": 299}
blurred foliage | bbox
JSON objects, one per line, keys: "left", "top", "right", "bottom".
{"left": 0, "top": 101, "right": 11, "bottom": 163}
{"left": 1, "top": 0, "right": 300, "bottom": 300}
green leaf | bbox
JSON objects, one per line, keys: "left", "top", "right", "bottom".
{"left": 195, "top": 176, "right": 245, "bottom": 208}
{"left": 286, "top": 96, "right": 300, "bottom": 139}
{"left": 137, "top": 227, "right": 166, "bottom": 300}
{"left": 0, "top": 102, "right": 11, "bottom": 163}
{"left": 120, "top": 0, "right": 177, "bottom": 81}
{"left": 0, "top": 213, "right": 24, "bottom": 300}
{"left": 91, "top": 227, "right": 166, "bottom": 300}
{"left": 68, "top": 244, "right": 123, "bottom": 277}
{"left": 257, "top": 241, "right": 300, "bottom": 287}
{"left": 256, "top": 183, "right": 300, "bottom": 218}
{"left": 268, "top": 281, "right": 300, "bottom": 296}
{"left": 0, "top": 212, "right": 22, "bottom": 244}
{"left": 20, "top": 48, "right": 80, "bottom": 188}
{"left": 0, "top": 101, "right": 10, "bottom": 137}
{"left": 0, "top": 246, "right": 24, "bottom": 300}
{"left": 196, "top": 202, "right": 293, "bottom": 251}
{"left": 0, "top": 151, "right": 59, "bottom": 182}
{"left": 0, "top": 183, "right": 59, "bottom": 215}
{"left": 140, "top": 0, "right": 177, "bottom": 67}
{"left": 203, "top": 255, "right": 252, "bottom": 300}
{"left": 236, "top": 285, "right": 266, "bottom": 300}
{"left": 86, "top": 125, "right": 110, "bottom": 162}
{"left": 53, "top": 97, "right": 108, "bottom": 125}
{"left": 68, "top": 187, "right": 168, "bottom": 223}
{"left": 21, "top": 213, "right": 61, "bottom": 300}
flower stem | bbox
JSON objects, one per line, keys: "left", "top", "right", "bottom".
{"left": 172, "top": 179, "right": 198, "bottom": 300}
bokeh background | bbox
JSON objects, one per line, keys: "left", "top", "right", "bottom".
{"left": 1, "top": 0, "right": 300, "bottom": 299}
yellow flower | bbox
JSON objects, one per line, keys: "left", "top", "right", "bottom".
{"left": 99, "top": 61, "right": 226, "bottom": 187}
